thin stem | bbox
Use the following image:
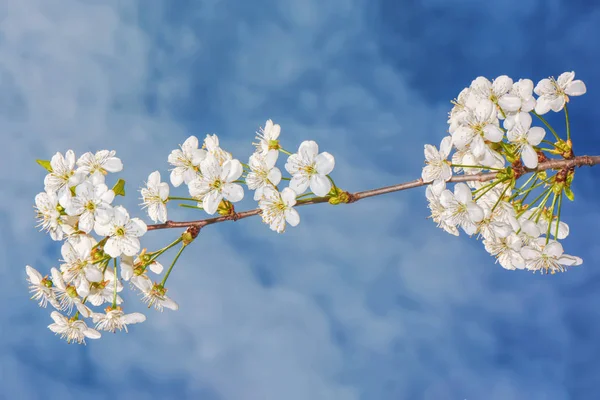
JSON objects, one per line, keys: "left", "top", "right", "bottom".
{"left": 511, "top": 175, "right": 539, "bottom": 202}
{"left": 474, "top": 178, "right": 506, "bottom": 201}
{"left": 554, "top": 192, "right": 563, "bottom": 240}
{"left": 296, "top": 192, "right": 315, "bottom": 199}
{"left": 517, "top": 188, "right": 551, "bottom": 218}
{"left": 564, "top": 104, "right": 571, "bottom": 142}
{"left": 541, "top": 140, "right": 557, "bottom": 147}
{"left": 451, "top": 164, "right": 503, "bottom": 171}
{"left": 168, "top": 196, "right": 198, "bottom": 202}
{"left": 545, "top": 193, "right": 558, "bottom": 244}
{"left": 327, "top": 175, "right": 338, "bottom": 191}
{"left": 179, "top": 204, "right": 203, "bottom": 210}
{"left": 279, "top": 149, "right": 293, "bottom": 156}
{"left": 160, "top": 244, "right": 187, "bottom": 286}
{"left": 500, "top": 142, "right": 517, "bottom": 158}
{"left": 101, "top": 260, "right": 110, "bottom": 274}
{"left": 148, "top": 237, "right": 183, "bottom": 262}
{"left": 533, "top": 111, "right": 561, "bottom": 142}
{"left": 280, "top": 177, "right": 291, "bottom": 181}
{"left": 490, "top": 182, "right": 510, "bottom": 214}
{"left": 146, "top": 155, "right": 600, "bottom": 231}
{"left": 534, "top": 190, "right": 553, "bottom": 224}
{"left": 112, "top": 258, "right": 118, "bottom": 308}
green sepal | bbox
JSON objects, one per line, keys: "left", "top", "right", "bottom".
{"left": 564, "top": 187, "right": 575, "bottom": 201}
{"left": 112, "top": 179, "right": 126, "bottom": 196}
{"left": 36, "top": 159, "right": 53, "bottom": 173}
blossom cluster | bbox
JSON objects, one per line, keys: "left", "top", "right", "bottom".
{"left": 423, "top": 72, "right": 586, "bottom": 273}
{"left": 28, "top": 120, "right": 338, "bottom": 344}
{"left": 29, "top": 150, "right": 151, "bottom": 343}
{"left": 147, "top": 119, "right": 336, "bottom": 233}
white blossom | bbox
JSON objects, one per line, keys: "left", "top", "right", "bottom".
{"left": 76, "top": 150, "right": 123, "bottom": 184}
{"left": 94, "top": 206, "right": 147, "bottom": 258}
{"left": 203, "top": 134, "right": 232, "bottom": 166}
{"left": 451, "top": 100, "right": 503, "bottom": 158}
{"left": 258, "top": 187, "right": 300, "bottom": 233}
{"left": 50, "top": 268, "right": 90, "bottom": 316}
{"left": 87, "top": 268, "right": 123, "bottom": 307}
{"left": 25, "top": 265, "right": 60, "bottom": 309}
{"left": 534, "top": 71, "right": 587, "bottom": 115}
{"left": 246, "top": 151, "right": 282, "bottom": 200}
{"left": 475, "top": 199, "right": 515, "bottom": 241}
{"left": 521, "top": 238, "right": 582, "bottom": 273}
{"left": 188, "top": 154, "right": 244, "bottom": 215}
{"left": 285, "top": 140, "right": 335, "bottom": 197}
{"left": 168, "top": 136, "right": 206, "bottom": 187}
{"left": 518, "top": 219, "right": 542, "bottom": 246}
{"left": 448, "top": 87, "right": 474, "bottom": 134}
{"left": 422, "top": 136, "right": 452, "bottom": 184}
{"left": 44, "top": 150, "right": 85, "bottom": 196}
{"left": 440, "top": 183, "right": 484, "bottom": 235}
{"left": 504, "top": 79, "right": 536, "bottom": 130}
{"left": 141, "top": 171, "right": 169, "bottom": 223}
{"left": 470, "top": 75, "right": 521, "bottom": 114}
{"left": 60, "top": 181, "right": 115, "bottom": 233}
{"left": 132, "top": 275, "right": 178, "bottom": 311}
{"left": 92, "top": 308, "right": 146, "bottom": 333}
{"left": 483, "top": 233, "right": 525, "bottom": 270}
{"left": 120, "top": 255, "right": 163, "bottom": 282}
{"left": 506, "top": 112, "right": 545, "bottom": 168}
{"left": 60, "top": 235, "right": 102, "bottom": 297}
{"left": 425, "top": 183, "right": 459, "bottom": 236}
{"left": 48, "top": 311, "right": 101, "bottom": 344}
{"left": 254, "top": 119, "right": 281, "bottom": 158}
{"left": 34, "top": 191, "right": 66, "bottom": 241}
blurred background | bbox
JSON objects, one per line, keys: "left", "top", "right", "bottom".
{"left": 1, "top": 0, "right": 600, "bottom": 399}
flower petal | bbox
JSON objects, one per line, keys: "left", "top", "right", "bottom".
{"left": 527, "top": 127, "right": 545, "bottom": 146}
{"left": 565, "top": 80, "right": 586, "bottom": 96}
{"left": 289, "top": 175, "right": 309, "bottom": 195}
{"left": 298, "top": 140, "right": 319, "bottom": 162}
{"left": 521, "top": 145, "right": 538, "bottom": 169}
{"left": 222, "top": 183, "right": 244, "bottom": 203}
{"left": 315, "top": 152, "right": 335, "bottom": 175}
{"left": 310, "top": 175, "right": 332, "bottom": 197}
{"left": 284, "top": 208, "right": 300, "bottom": 227}
{"left": 454, "top": 183, "right": 472, "bottom": 204}
{"left": 203, "top": 190, "right": 222, "bottom": 215}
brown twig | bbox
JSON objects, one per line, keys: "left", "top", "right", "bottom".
{"left": 147, "top": 155, "right": 600, "bottom": 231}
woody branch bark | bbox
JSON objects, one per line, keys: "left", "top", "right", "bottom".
{"left": 146, "top": 154, "right": 600, "bottom": 231}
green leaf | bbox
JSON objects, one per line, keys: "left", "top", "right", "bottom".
{"left": 564, "top": 187, "right": 575, "bottom": 201}
{"left": 36, "top": 159, "right": 53, "bottom": 173}
{"left": 112, "top": 179, "right": 126, "bottom": 197}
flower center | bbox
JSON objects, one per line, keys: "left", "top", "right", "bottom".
{"left": 85, "top": 201, "right": 96, "bottom": 212}
{"left": 303, "top": 164, "right": 316, "bottom": 175}
{"left": 115, "top": 226, "right": 126, "bottom": 237}
{"left": 212, "top": 179, "right": 223, "bottom": 190}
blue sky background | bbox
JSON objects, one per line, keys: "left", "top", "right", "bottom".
{"left": 1, "top": 0, "right": 600, "bottom": 399}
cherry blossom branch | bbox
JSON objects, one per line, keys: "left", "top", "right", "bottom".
{"left": 146, "top": 154, "right": 600, "bottom": 232}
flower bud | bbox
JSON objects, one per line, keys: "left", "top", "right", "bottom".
{"left": 217, "top": 199, "right": 234, "bottom": 216}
